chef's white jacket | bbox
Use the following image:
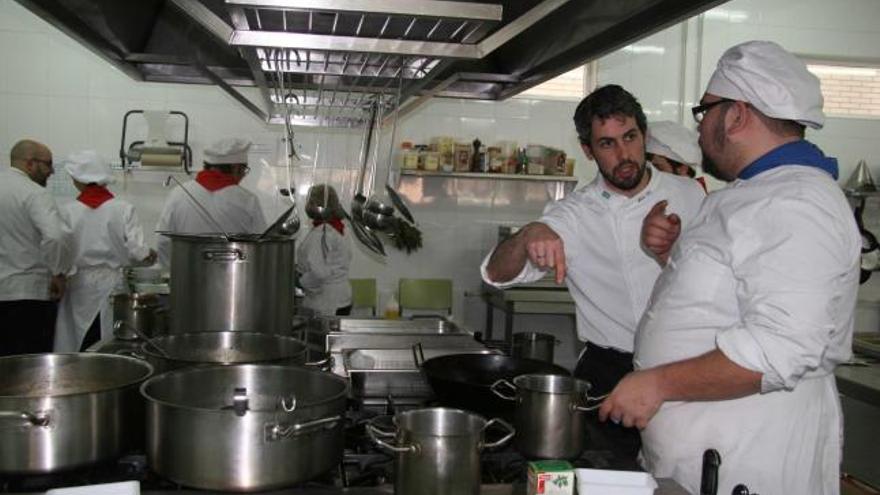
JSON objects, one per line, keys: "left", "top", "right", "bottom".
{"left": 54, "top": 198, "right": 152, "bottom": 352}
{"left": 155, "top": 180, "right": 267, "bottom": 268}
{"left": 635, "top": 166, "right": 860, "bottom": 494}
{"left": 0, "top": 168, "right": 73, "bottom": 301}
{"left": 296, "top": 225, "right": 352, "bottom": 315}
{"left": 481, "top": 168, "right": 705, "bottom": 352}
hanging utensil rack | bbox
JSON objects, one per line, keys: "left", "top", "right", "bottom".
{"left": 173, "top": 0, "right": 509, "bottom": 127}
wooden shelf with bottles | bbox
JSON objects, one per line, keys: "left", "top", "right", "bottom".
{"left": 399, "top": 169, "right": 579, "bottom": 182}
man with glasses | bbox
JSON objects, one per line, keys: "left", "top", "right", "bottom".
{"left": 601, "top": 41, "right": 859, "bottom": 494}
{"left": 156, "top": 138, "right": 267, "bottom": 267}
{"left": 0, "top": 139, "right": 73, "bottom": 355}
{"left": 481, "top": 85, "right": 705, "bottom": 463}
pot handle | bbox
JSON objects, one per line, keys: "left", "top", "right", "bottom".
{"left": 366, "top": 422, "right": 418, "bottom": 454}
{"left": 490, "top": 379, "right": 517, "bottom": 401}
{"left": 202, "top": 249, "right": 245, "bottom": 262}
{"left": 265, "top": 415, "right": 342, "bottom": 442}
{"left": 304, "top": 355, "right": 333, "bottom": 371}
{"left": 572, "top": 393, "right": 609, "bottom": 412}
{"left": 113, "top": 348, "right": 146, "bottom": 360}
{"left": 479, "top": 418, "right": 515, "bottom": 449}
{"left": 0, "top": 410, "right": 50, "bottom": 428}
{"left": 412, "top": 343, "right": 426, "bottom": 368}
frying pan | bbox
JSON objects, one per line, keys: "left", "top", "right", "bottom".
{"left": 420, "top": 353, "right": 569, "bottom": 416}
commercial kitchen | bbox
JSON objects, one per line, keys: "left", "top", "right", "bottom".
{"left": 1, "top": 0, "right": 880, "bottom": 494}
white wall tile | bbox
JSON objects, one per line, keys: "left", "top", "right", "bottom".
{"left": 6, "top": 93, "right": 49, "bottom": 142}
{"left": 5, "top": 31, "right": 50, "bottom": 95}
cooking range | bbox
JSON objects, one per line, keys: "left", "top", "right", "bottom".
{"left": 0, "top": 401, "right": 635, "bottom": 493}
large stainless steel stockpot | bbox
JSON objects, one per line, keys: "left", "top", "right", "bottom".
{"left": 141, "top": 364, "right": 347, "bottom": 492}
{"left": 368, "top": 408, "right": 514, "bottom": 495}
{"left": 113, "top": 292, "right": 163, "bottom": 340}
{"left": 491, "top": 374, "right": 600, "bottom": 459}
{"left": 164, "top": 233, "right": 295, "bottom": 335}
{"left": 138, "top": 331, "right": 308, "bottom": 373}
{"left": 511, "top": 332, "right": 557, "bottom": 363}
{"left": 0, "top": 353, "right": 153, "bottom": 473}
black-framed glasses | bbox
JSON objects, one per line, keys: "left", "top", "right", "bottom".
{"left": 691, "top": 98, "right": 736, "bottom": 123}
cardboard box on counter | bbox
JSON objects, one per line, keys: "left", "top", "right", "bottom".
{"left": 527, "top": 460, "right": 574, "bottom": 495}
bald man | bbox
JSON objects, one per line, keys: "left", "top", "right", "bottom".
{"left": 0, "top": 139, "right": 73, "bottom": 355}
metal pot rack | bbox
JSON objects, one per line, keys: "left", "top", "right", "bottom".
{"left": 169, "top": 0, "right": 571, "bottom": 128}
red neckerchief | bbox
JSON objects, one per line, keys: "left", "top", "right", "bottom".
{"left": 77, "top": 184, "right": 114, "bottom": 209}
{"left": 195, "top": 169, "right": 239, "bottom": 192}
{"left": 695, "top": 176, "right": 708, "bottom": 193}
{"left": 313, "top": 218, "right": 345, "bottom": 236}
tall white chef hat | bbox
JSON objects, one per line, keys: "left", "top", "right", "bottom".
{"left": 204, "top": 138, "right": 252, "bottom": 165}
{"left": 706, "top": 40, "right": 825, "bottom": 129}
{"left": 63, "top": 150, "right": 113, "bottom": 185}
{"left": 646, "top": 121, "right": 702, "bottom": 166}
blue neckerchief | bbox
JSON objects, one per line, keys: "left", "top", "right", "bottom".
{"left": 738, "top": 140, "right": 838, "bottom": 180}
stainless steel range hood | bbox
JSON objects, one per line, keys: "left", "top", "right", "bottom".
{"left": 16, "top": 0, "right": 725, "bottom": 126}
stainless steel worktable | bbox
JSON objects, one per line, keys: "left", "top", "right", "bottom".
{"left": 83, "top": 481, "right": 688, "bottom": 495}
{"left": 483, "top": 282, "right": 576, "bottom": 342}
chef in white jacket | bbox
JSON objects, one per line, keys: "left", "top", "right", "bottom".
{"left": 156, "top": 138, "right": 267, "bottom": 268}
{"left": 600, "top": 41, "right": 860, "bottom": 495}
{"left": 296, "top": 184, "right": 352, "bottom": 316}
{"left": 0, "top": 139, "right": 73, "bottom": 355}
{"left": 482, "top": 85, "right": 705, "bottom": 461}
{"left": 54, "top": 151, "right": 156, "bottom": 352}
{"left": 645, "top": 121, "right": 707, "bottom": 190}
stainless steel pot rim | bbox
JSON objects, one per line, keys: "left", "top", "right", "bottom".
{"left": 512, "top": 373, "right": 592, "bottom": 394}
{"left": 0, "top": 353, "right": 154, "bottom": 399}
{"left": 513, "top": 332, "right": 556, "bottom": 342}
{"left": 159, "top": 232, "right": 295, "bottom": 243}
{"left": 139, "top": 332, "right": 307, "bottom": 364}
{"left": 394, "top": 407, "right": 491, "bottom": 437}
{"left": 140, "top": 364, "right": 347, "bottom": 413}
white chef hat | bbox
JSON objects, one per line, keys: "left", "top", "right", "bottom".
{"left": 706, "top": 40, "right": 824, "bottom": 129}
{"left": 63, "top": 150, "right": 114, "bottom": 185}
{"left": 646, "top": 121, "right": 702, "bottom": 166}
{"left": 204, "top": 138, "right": 251, "bottom": 165}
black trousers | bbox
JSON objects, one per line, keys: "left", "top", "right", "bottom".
{"left": 574, "top": 341, "right": 642, "bottom": 467}
{"left": 0, "top": 300, "right": 58, "bottom": 356}
{"left": 335, "top": 305, "right": 352, "bottom": 316}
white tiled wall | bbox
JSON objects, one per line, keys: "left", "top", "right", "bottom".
{"left": 4, "top": 0, "right": 880, "bottom": 361}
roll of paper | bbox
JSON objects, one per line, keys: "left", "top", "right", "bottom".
{"left": 141, "top": 153, "right": 182, "bottom": 167}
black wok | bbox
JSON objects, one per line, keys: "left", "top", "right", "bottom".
{"left": 421, "top": 354, "right": 569, "bottom": 416}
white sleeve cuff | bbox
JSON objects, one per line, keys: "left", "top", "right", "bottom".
{"left": 479, "top": 247, "right": 547, "bottom": 289}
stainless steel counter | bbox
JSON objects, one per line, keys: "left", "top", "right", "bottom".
{"left": 836, "top": 357, "right": 880, "bottom": 407}
{"left": 45, "top": 481, "right": 688, "bottom": 495}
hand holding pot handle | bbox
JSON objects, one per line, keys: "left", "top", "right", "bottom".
{"left": 479, "top": 418, "right": 515, "bottom": 449}
{"left": 572, "top": 393, "right": 609, "bottom": 412}
{"left": 366, "top": 422, "right": 418, "bottom": 454}
{"left": 489, "top": 379, "right": 517, "bottom": 401}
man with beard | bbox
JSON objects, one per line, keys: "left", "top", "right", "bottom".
{"left": 601, "top": 41, "right": 859, "bottom": 494}
{"left": 481, "top": 84, "right": 705, "bottom": 461}
{"left": 0, "top": 139, "right": 73, "bottom": 355}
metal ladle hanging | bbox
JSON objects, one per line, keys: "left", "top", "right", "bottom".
{"left": 274, "top": 49, "right": 302, "bottom": 235}
{"left": 345, "top": 97, "right": 385, "bottom": 256}
{"left": 363, "top": 94, "right": 397, "bottom": 231}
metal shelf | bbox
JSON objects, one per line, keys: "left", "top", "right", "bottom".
{"left": 400, "top": 169, "right": 578, "bottom": 182}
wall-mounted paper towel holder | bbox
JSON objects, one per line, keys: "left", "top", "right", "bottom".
{"left": 119, "top": 110, "right": 192, "bottom": 173}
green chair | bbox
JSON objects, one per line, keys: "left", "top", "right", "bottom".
{"left": 350, "top": 278, "right": 378, "bottom": 316}
{"left": 398, "top": 278, "right": 453, "bottom": 316}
